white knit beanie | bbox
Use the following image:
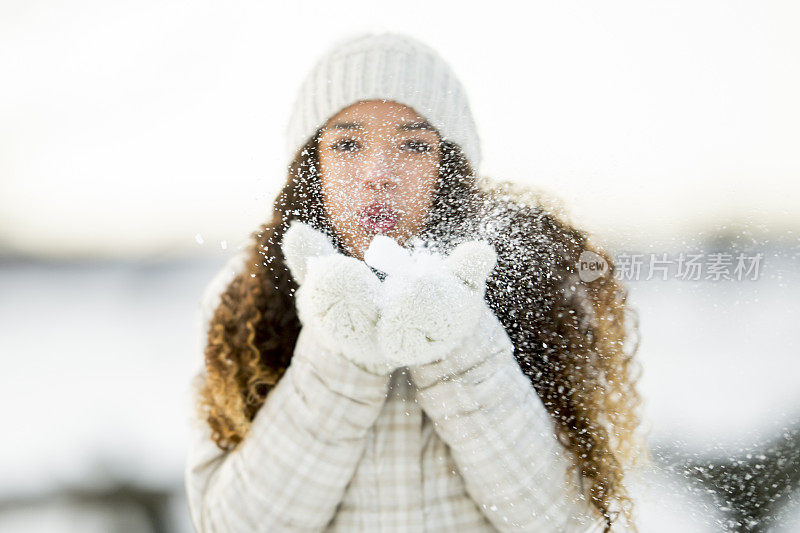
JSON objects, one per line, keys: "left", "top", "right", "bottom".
{"left": 284, "top": 32, "right": 481, "bottom": 171}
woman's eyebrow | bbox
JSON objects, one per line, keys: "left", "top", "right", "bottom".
{"left": 398, "top": 121, "right": 435, "bottom": 132}
{"left": 331, "top": 121, "right": 363, "bottom": 130}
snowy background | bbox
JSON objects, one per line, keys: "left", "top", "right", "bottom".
{"left": 1, "top": 1, "right": 799, "bottom": 532}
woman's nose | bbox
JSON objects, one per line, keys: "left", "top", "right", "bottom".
{"left": 363, "top": 174, "right": 397, "bottom": 191}
{"left": 362, "top": 147, "right": 397, "bottom": 191}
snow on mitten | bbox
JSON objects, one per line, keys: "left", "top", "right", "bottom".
{"left": 281, "top": 221, "right": 395, "bottom": 375}
{"left": 364, "top": 236, "right": 497, "bottom": 367}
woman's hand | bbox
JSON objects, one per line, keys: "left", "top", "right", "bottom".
{"left": 282, "top": 221, "right": 497, "bottom": 372}
{"left": 281, "top": 220, "right": 396, "bottom": 375}
{"left": 364, "top": 235, "right": 497, "bottom": 367}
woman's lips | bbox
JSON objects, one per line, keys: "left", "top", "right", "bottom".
{"left": 358, "top": 203, "right": 398, "bottom": 234}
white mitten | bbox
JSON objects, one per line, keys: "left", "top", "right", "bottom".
{"left": 281, "top": 221, "right": 396, "bottom": 375}
{"left": 364, "top": 236, "right": 497, "bottom": 367}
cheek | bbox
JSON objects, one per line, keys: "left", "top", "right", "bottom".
{"left": 397, "top": 159, "right": 439, "bottom": 221}
{"left": 319, "top": 158, "right": 360, "bottom": 214}
{"left": 321, "top": 177, "right": 356, "bottom": 224}
{"left": 318, "top": 164, "right": 371, "bottom": 252}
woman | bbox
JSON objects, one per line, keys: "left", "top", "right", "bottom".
{"left": 185, "top": 32, "right": 643, "bottom": 532}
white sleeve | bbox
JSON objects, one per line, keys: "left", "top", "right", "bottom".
{"left": 184, "top": 254, "right": 391, "bottom": 532}
{"left": 408, "top": 305, "right": 608, "bottom": 532}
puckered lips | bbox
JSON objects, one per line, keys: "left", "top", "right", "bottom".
{"left": 358, "top": 202, "right": 398, "bottom": 234}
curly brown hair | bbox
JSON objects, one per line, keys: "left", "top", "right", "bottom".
{"left": 195, "top": 130, "right": 645, "bottom": 530}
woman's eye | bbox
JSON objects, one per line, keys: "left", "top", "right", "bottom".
{"left": 331, "top": 139, "right": 360, "bottom": 153}
{"left": 400, "top": 140, "right": 431, "bottom": 153}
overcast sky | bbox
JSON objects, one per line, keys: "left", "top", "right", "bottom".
{"left": 2, "top": 0, "right": 798, "bottom": 258}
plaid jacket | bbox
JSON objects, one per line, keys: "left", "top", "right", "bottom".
{"left": 184, "top": 252, "right": 609, "bottom": 532}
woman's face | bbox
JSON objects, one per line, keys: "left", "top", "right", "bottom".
{"left": 317, "top": 99, "right": 441, "bottom": 260}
